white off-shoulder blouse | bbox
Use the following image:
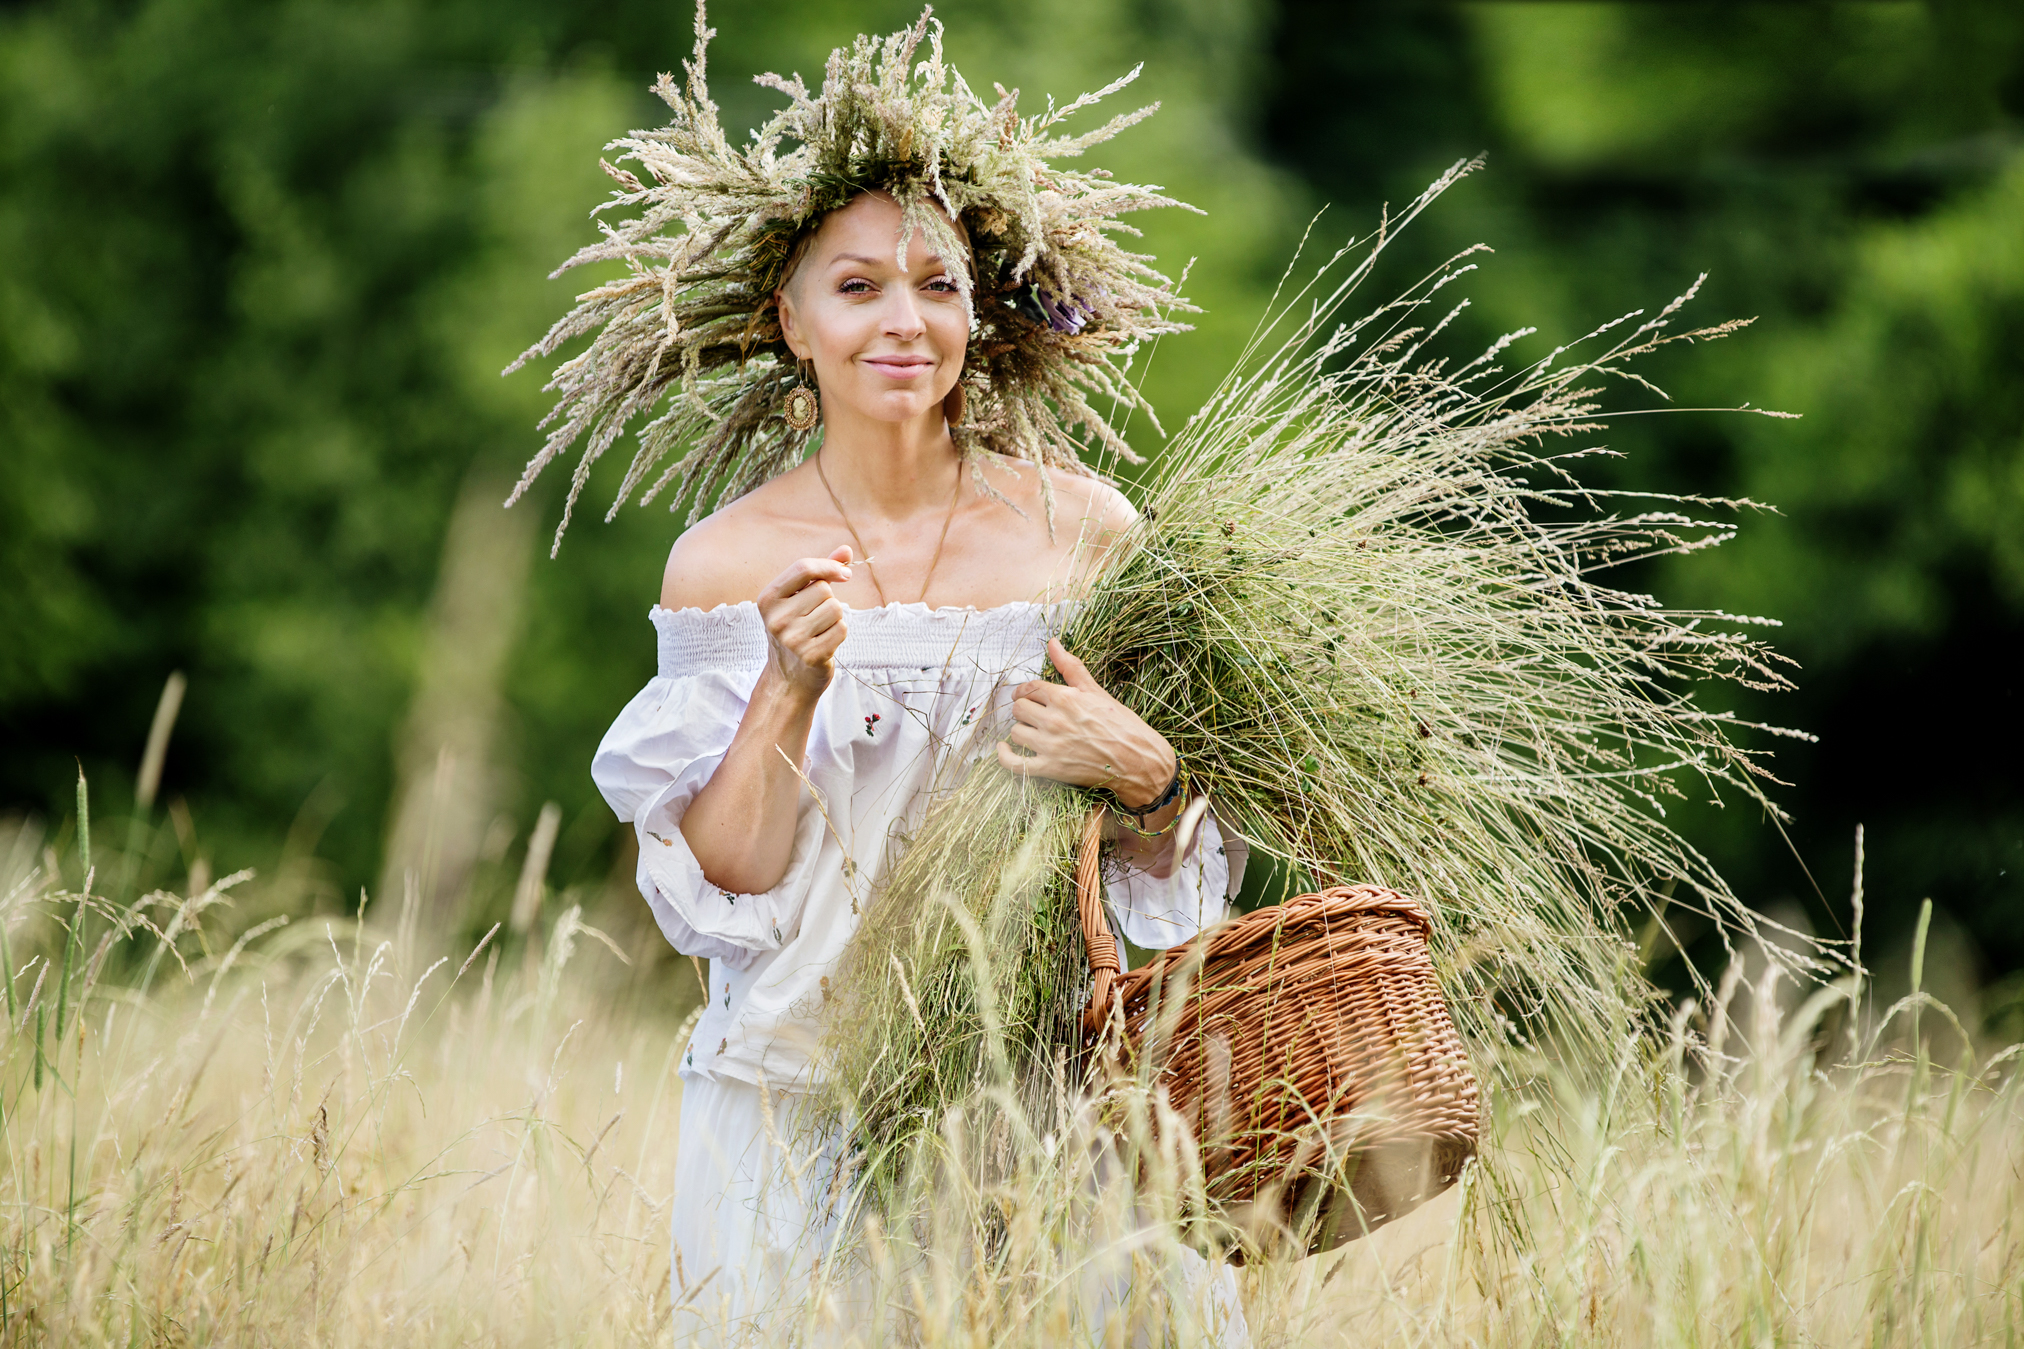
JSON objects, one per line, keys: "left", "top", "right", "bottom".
{"left": 592, "top": 600, "right": 1247, "bottom": 1090}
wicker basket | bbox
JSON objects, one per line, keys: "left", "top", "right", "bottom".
{"left": 1075, "top": 808, "right": 1481, "bottom": 1259}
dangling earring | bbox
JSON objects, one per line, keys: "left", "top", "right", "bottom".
{"left": 783, "top": 359, "right": 819, "bottom": 431}
{"left": 941, "top": 378, "right": 967, "bottom": 430}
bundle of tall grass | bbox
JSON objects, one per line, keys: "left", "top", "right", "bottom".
{"left": 3, "top": 803, "right": 2017, "bottom": 1345}
{"left": 819, "top": 161, "right": 1840, "bottom": 1203}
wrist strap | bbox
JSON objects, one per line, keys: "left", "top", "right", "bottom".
{"left": 1112, "top": 760, "right": 1184, "bottom": 820}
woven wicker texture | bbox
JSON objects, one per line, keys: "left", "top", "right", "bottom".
{"left": 1076, "top": 808, "right": 1482, "bottom": 1257}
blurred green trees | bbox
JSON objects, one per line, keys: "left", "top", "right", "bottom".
{"left": 0, "top": 0, "right": 1305, "bottom": 912}
{"left": 1267, "top": 0, "right": 2024, "bottom": 977}
{"left": 2, "top": 1, "right": 2019, "bottom": 979}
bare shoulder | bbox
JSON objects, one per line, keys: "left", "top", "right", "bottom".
{"left": 1036, "top": 465, "right": 1140, "bottom": 572}
{"left": 974, "top": 455, "right": 1138, "bottom": 541}
{"left": 1050, "top": 468, "right": 1139, "bottom": 539}
{"left": 658, "top": 479, "right": 800, "bottom": 612}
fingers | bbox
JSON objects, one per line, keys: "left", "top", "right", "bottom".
{"left": 996, "top": 721, "right": 1054, "bottom": 779}
{"left": 1008, "top": 691, "right": 1064, "bottom": 737}
{"left": 787, "top": 555, "right": 851, "bottom": 592}
{"left": 790, "top": 581, "right": 838, "bottom": 622}
{"left": 787, "top": 590, "right": 846, "bottom": 640}
{"left": 762, "top": 559, "right": 849, "bottom": 639}
{"left": 761, "top": 583, "right": 840, "bottom": 648}
{"left": 1016, "top": 641, "right": 1101, "bottom": 705}
{"left": 759, "top": 556, "right": 853, "bottom": 688}
{"left": 799, "top": 615, "right": 847, "bottom": 664}
{"left": 1049, "top": 638, "right": 1097, "bottom": 690}
{"left": 1012, "top": 679, "right": 1055, "bottom": 706}
{"left": 1002, "top": 721, "right": 1045, "bottom": 754}
{"left": 767, "top": 599, "right": 846, "bottom": 690}
{"left": 777, "top": 587, "right": 847, "bottom": 659}
{"left": 995, "top": 740, "right": 1040, "bottom": 775}
{"left": 760, "top": 553, "right": 853, "bottom": 606}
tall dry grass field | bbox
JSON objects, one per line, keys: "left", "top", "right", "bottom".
{"left": 0, "top": 801, "right": 688, "bottom": 1346}
{"left": 3, "top": 793, "right": 2019, "bottom": 1346}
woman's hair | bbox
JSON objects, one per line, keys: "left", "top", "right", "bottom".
{"left": 774, "top": 191, "right": 976, "bottom": 310}
{"left": 505, "top": 7, "right": 1194, "bottom": 554}
{"left": 773, "top": 226, "right": 823, "bottom": 307}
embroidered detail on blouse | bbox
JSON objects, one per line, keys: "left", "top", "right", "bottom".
{"left": 863, "top": 712, "right": 882, "bottom": 737}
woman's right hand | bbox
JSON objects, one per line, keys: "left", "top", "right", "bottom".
{"left": 758, "top": 546, "right": 854, "bottom": 699}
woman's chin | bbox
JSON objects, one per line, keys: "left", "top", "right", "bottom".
{"left": 836, "top": 389, "right": 945, "bottom": 426}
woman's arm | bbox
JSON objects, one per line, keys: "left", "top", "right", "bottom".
{"left": 676, "top": 547, "right": 854, "bottom": 895}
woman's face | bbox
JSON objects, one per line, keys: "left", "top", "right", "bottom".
{"left": 776, "top": 193, "right": 967, "bottom": 429}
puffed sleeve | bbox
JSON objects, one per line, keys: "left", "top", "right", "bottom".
{"left": 591, "top": 671, "right": 826, "bottom": 971}
{"left": 1102, "top": 802, "right": 1248, "bottom": 953}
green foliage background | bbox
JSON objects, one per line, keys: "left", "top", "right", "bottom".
{"left": 2, "top": 1, "right": 2018, "bottom": 985}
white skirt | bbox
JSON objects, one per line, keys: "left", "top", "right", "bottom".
{"left": 670, "top": 1075, "right": 1250, "bottom": 1346}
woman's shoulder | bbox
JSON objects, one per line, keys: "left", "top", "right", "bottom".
{"left": 659, "top": 472, "right": 814, "bottom": 613}
{"left": 976, "top": 455, "right": 1138, "bottom": 539}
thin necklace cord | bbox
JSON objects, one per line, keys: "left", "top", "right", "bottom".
{"left": 815, "top": 444, "right": 963, "bottom": 608}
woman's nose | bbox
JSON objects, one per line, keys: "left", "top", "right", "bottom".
{"left": 881, "top": 286, "right": 925, "bottom": 340}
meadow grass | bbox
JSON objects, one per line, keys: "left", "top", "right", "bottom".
{"left": 5, "top": 174, "right": 2015, "bottom": 1339}
{"left": 2, "top": 800, "right": 2018, "bottom": 1346}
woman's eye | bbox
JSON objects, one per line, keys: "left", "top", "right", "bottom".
{"left": 924, "top": 276, "right": 957, "bottom": 293}
{"left": 838, "top": 279, "right": 874, "bottom": 295}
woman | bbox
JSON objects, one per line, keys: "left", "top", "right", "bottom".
{"left": 516, "top": 14, "right": 1246, "bottom": 1341}
{"left": 594, "top": 190, "right": 1245, "bottom": 1341}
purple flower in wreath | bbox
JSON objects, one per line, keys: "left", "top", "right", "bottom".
{"left": 1014, "top": 282, "right": 1093, "bottom": 335}
{"left": 1041, "top": 287, "right": 1092, "bottom": 334}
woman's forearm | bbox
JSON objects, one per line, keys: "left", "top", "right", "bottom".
{"left": 680, "top": 671, "right": 821, "bottom": 895}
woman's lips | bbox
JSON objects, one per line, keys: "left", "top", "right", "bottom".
{"left": 864, "top": 356, "right": 933, "bottom": 379}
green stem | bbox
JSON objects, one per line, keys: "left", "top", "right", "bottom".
{"left": 75, "top": 769, "right": 90, "bottom": 878}
{"left": 1907, "top": 897, "right": 1932, "bottom": 1113}
{"left": 56, "top": 772, "right": 90, "bottom": 1043}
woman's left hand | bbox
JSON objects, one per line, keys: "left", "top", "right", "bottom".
{"left": 997, "top": 639, "right": 1177, "bottom": 809}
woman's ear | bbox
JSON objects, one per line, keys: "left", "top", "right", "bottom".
{"left": 775, "top": 289, "right": 806, "bottom": 361}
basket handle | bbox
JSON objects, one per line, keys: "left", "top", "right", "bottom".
{"left": 1075, "top": 804, "right": 1121, "bottom": 1034}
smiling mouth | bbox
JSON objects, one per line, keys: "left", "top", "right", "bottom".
{"left": 864, "top": 356, "right": 933, "bottom": 377}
